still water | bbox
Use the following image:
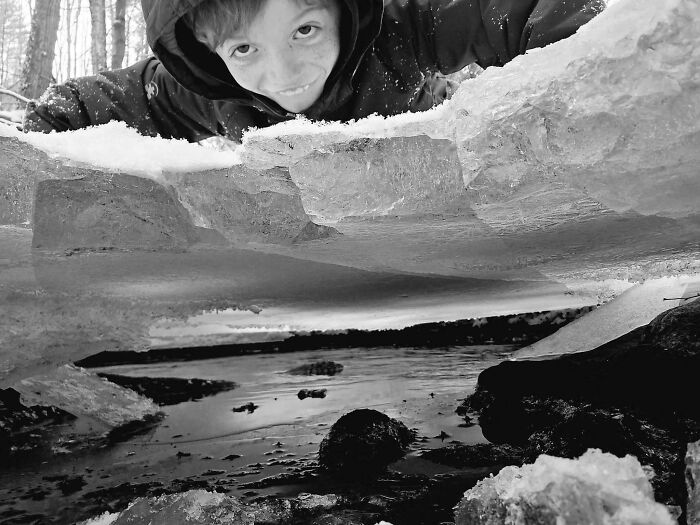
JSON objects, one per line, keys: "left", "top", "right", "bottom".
{"left": 1, "top": 345, "right": 512, "bottom": 524}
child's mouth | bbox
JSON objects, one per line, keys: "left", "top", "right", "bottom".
{"left": 276, "top": 82, "right": 313, "bottom": 97}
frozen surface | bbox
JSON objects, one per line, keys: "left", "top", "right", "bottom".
{"left": 514, "top": 275, "right": 700, "bottom": 358}
{"left": 455, "top": 449, "right": 675, "bottom": 525}
{"left": 15, "top": 364, "right": 158, "bottom": 427}
{"left": 1, "top": 0, "right": 700, "bottom": 385}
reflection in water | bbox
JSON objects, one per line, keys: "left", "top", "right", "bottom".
{"left": 0, "top": 345, "right": 510, "bottom": 524}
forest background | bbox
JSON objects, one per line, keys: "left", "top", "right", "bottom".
{"left": 0, "top": 0, "right": 150, "bottom": 123}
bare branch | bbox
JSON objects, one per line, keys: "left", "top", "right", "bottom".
{"left": 0, "top": 87, "right": 30, "bottom": 104}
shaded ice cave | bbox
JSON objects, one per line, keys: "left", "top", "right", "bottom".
{"left": 0, "top": 0, "right": 699, "bottom": 400}
{"left": 1, "top": 0, "right": 700, "bottom": 523}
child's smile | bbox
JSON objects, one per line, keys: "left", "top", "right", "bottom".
{"left": 216, "top": 0, "right": 341, "bottom": 114}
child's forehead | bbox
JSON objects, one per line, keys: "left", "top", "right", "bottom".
{"left": 230, "top": 0, "right": 337, "bottom": 35}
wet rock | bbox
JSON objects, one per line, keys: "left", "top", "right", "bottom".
{"left": 421, "top": 443, "right": 524, "bottom": 468}
{"left": 105, "top": 413, "right": 164, "bottom": 444}
{"left": 311, "top": 512, "right": 368, "bottom": 525}
{"left": 232, "top": 402, "right": 259, "bottom": 414}
{"left": 0, "top": 387, "right": 75, "bottom": 458}
{"left": 454, "top": 449, "right": 675, "bottom": 525}
{"left": 319, "top": 409, "right": 414, "bottom": 477}
{"left": 287, "top": 361, "right": 344, "bottom": 376}
{"left": 298, "top": 388, "right": 327, "bottom": 400}
{"left": 460, "top": 299, "right": 700, "bottom": 509}
{"left": 462, "top": 299, "right": 700, "bottom": 425}
{"left": 97, "top": 373, "right": 237, "bottom": 406}
{"left": 32, "top": 173, "right": 204, "bottom": 251}
{"left": 107, "top": 490, "right": 255, "bottom": 525}
{"left": 687, "top": 440, "right": 700, "bottom": 525}
{"left": 57, "top": 475, "right": 86, "bottom": 495}
{"left": 293, "top": 493, "right": 342, "bottom": 511}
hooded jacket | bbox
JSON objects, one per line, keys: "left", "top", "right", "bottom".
{"left": 24, "top": 0, "right": 605, "bottom": 142}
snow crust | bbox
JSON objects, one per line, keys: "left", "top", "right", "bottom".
{"left": 0, "top": 122, "right": 241, "bottom": 180}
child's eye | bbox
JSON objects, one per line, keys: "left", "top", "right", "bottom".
{"left": 295, "top": 25, "right": 318, "bottom": 39}
{"left": 231, "top": 44, "right": 254, "bottom": 58}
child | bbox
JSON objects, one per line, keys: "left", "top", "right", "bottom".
{"left": 24, "top": 0, "right": 605, "bottom": 143}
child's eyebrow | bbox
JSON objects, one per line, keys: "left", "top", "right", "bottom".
{"left": 292, "top": 5, "right": 327, "bottom": 22}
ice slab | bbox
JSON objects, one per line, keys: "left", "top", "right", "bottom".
{"left": 2, "top": 0, "right": 700, "bottom": 387}
{"left": 15, "top": 364, "right": 158, "bottom": 427}
{"left": 455, "top": 449, "right": 675, "bottom": 525}
{"left": 514, "top": 275, "right": 700, "bottom": 359}
{"left": 240, "top": 0, "right": 700, "bottom": 226}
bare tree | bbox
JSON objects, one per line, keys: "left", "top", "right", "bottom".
{"left": 111, "top": 0, "right": 127, "bottom": 69}
{"left": 63, "top": 0, "right": 75, "bottom": 79}
{"left": 21, "top": 0, "right": 61, "bottom": 99}
{"left": 89, "top": 0, "right": 107, "bottom": 72}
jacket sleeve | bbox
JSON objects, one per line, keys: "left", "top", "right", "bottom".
{"left": 23, "top": 57, "right": 240, "bottom": 142}
{"left": 388, "top": 0, "right": 606, "bottom": 74}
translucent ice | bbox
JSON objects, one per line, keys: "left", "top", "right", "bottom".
{"left": 15, "top": 364, "right": 158, "bottom": 427}
{"left": 455, "top": 449, "right": 675, "bottom": 524}
{"left": 241, "top": 0, "right": 700, "bottom": 225}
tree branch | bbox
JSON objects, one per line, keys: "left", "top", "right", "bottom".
{"left": 0, "top": 117, "right": 21, "bottom": 129}
{"left": 0, "top": 87, "right": 30, "bottom": 104}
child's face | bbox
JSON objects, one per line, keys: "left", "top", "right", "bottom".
{"left": 216, "top": 0, "right": 341, "bottom": 114}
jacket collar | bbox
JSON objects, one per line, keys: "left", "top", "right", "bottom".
{"left": 142, "top": 0, "right": 384, "bottom": 118}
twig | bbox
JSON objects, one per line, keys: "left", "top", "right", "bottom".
{"left": 0, "top": 87, "right": 30, "bottom": 104}
{"left": 663, "top": 292, "right": 700, "bottom": 301}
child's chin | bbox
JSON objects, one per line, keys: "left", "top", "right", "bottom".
{"left": 278, "top": 100, "right": 313, "bottom": 114}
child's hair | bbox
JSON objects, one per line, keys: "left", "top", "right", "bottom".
{"left": 185, "top": 0, "right": 333, "bottom": 52}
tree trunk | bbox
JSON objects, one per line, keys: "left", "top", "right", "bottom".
{"left": 64, "top": 0, "right": 73, "bottom": 79}
{"left": 111, "top": 0, "right": 127, "bottom": 69}
{"left": 20, "top": 0, "right": 61, "bottom": 99}
{"left": 89, "top": 0, "right": 107, "bottom": 73}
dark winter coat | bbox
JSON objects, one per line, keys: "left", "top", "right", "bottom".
{"left": 23, "top": 0, "right": 605, "bottom": 142}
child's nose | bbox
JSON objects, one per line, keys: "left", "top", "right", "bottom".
{"left": 266, "top": 48, "right": 303, "bottom": 85}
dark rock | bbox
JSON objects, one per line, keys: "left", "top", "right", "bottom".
{"left": 687, "top": 440, "right": 700, "bottom": 525}
{"left": 462, "top": 299, "right": 700, "bottom": 425}
{"left": 0, "top": 387, "right": 76, "bottom": 458}
{"left": 298, "top": 389, "right": 328, "bottom": 400}
{"left": 232, "top": 402, "right": 259, "bottom": 413}
{"left": 319, "top": 409, "right": 414, "bottom": 477}
{"left": 32, "top": 173, "right": 204, "bottom": 251}
{"left": 106, "top": 413, "right": 165, "bottom": 443}
{"left": 310, "top": 512, "right": 367, "bottom": 525}
{"left": 421, "top": 443, "right": 524, "bottom": 468}
{"left": 98, "top": 374, "right": 237, "bottom": 406}
{"left": 460, "top": 299, "right": 700, "bottom": 511}
{"left": 222, "top": 454, "right": 242, "bottom": 461}
{"left": 287, "top": 361, "right": 344, "bottom": 376}
{"left": 57, "top": 475, "right": 86, "bottom": 495}
{"left": 434, "top": 431, "right": 450, "bottom": 442}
